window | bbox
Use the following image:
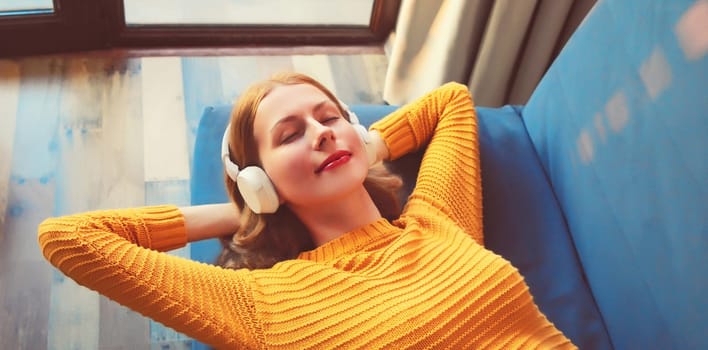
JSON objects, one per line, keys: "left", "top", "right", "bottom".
{"left": 0, "top": 0, "right": 400, "bottom": 57}
{"left": 0, "top": 0, "right": 54, "bottom": 16}
{"left": 123, "top": 0, "right": 374, "bottom": 26}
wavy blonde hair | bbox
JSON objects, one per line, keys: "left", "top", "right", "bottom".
{"left": 217, "top": 72, "right": 403, "bottom": 270}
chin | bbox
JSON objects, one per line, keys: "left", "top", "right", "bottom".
{"left": 292, "top": 181, "right": 368, "bottom": 208}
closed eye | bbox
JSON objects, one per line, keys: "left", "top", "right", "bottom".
{"left": 280, "top": 129, "right": 302, "bottom": 144}
{"left": 322, "top": 115, "right": 340, "bottom": 124}
{"left": 279, "top": 115, "right": 339, "bottom": 144}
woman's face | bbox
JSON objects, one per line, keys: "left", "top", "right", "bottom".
{"left": 252, "top": 83, "right": 369, "bottom": 208}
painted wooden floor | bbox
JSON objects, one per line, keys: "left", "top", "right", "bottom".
{"left": 0, "top": 51, "right": 388, "bottom": 350}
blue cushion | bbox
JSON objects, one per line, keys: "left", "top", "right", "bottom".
{"left": 522, "top": 0, "right": 707, "bottom": 348}
{"left": 190, "top": 103, "right": 611, "bottom": 349}
{"left": 190, "top": 106, "right": 232, "bottom": 264}
{"left": 476, "top": 106, "right": 611, "bottom": 349}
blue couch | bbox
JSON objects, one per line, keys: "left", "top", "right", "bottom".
{"left": 190, "top": 0, "right": 706, "bottom": 348}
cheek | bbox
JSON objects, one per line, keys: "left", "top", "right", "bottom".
{"left": 261, "top": 147, "right": 311, "bottom": 191}
{"left": 337, "top": 126, "right": 370, "bottom": 179}
{"left": 342, "top": 127, "right": 367, "bottom": 162}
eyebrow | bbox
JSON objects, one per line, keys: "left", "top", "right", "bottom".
{"left": 270, "top": 100, "right": 332, "bottom": 133}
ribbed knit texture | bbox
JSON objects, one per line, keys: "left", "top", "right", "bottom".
{"left": 38, "top": 82, "right": 575, "bottom": 349}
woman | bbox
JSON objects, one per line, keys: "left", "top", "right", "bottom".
{"left": 38, "top": 72, "right": 575, "bottom": 349}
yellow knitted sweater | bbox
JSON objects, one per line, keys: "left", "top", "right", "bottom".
{"left": 38, "top": 82, "right": 575, "bottom": 349}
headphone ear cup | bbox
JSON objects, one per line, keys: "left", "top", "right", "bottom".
{"left": 236, "top": 166, "right": 280, "bottom": 214}
{"left": 352, "top": 123, "right": 378, "bottom": 166}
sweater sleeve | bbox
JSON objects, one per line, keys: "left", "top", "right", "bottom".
{"left": 37, "top": 205, "right": 264, "bottom": 349}
{"left": 370, "top": 82, "right": 483, "bottom": 244}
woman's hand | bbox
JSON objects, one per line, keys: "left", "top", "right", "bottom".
{"left": 181, "top": 203, "right": 240, "bottom": 242}
{"left": 368, "top": 129, "right": 390, "bottom": 165}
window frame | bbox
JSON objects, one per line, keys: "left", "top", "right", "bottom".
{"left": 0, "top": 0, "right": 104, "bottom": 57}
{"left": 1, "top": 0, "right": 400, "bottom": 57}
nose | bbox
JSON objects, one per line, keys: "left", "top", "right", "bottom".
{"left": 311, "top": 120, "right": 335, "bottom": 150}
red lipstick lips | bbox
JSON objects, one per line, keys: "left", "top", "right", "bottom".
{"left": 316, "top": 150, "right": 352, "bottom": 173}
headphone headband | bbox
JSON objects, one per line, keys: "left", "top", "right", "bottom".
{"left": 221, "top": 124, "right": 233, "bottom": 170}
{"left": 221, "top": 124, "right": 242, "bottom": 182}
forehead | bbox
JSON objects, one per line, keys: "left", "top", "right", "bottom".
{"left": 254, "top": 84, "right": 333, "bottom": 130}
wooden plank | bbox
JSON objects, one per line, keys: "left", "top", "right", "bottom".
{"left": 360, "top": 54, "right": 389, "bottom": 104}
{"left": 92, "top": 58, "right": 146, "bottom": 209}
{"left": 95, "top": 57, "right": 151, "bottom": 350}
{"left": 0, "top": 60, "right": 20, "bottom": 237}
{"left": 141, "top": 57, "right": 191, "bottom": 182}
{"left": 0, "top": 178, "right": 54, "bottom": 350}
{"left": 140, "top": 57, "right": 190, "bottom": 258}
{"left": 218, "top": 55, "right": 294, "bottom": 102}
{"left": 5, "top": 57, "right": 62, "bottom": 201}
{"left": 144, "top": 179, "right": 190, "bottom": 206}
{"left": 0, "top": 260, "right": 51, "bottom": 350}
{"left": 328, "top": 55, "right": 383, "bottom": 104}
{"left": 291, "top": 55, "right": 338, "bottom": 94}
{"left": 3, "top": 56, "right": 63, "bottom": 262}
{"left": 47, "top": 56, "right": 105, "bottom": 350}
{"left": 141, "top": 56, "right": 196, "bottom": 347}
{"left": 0, "top": 56, "right": 66, "bottom": 350}
{"left": 180, "top": 57, "right": 226, "bottom": 170}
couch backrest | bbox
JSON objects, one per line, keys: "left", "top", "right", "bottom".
{"left": 522, "top": 0, "right": 707, "bottom": 348}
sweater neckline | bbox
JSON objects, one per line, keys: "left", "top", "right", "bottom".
{"left": 297, "top": 218, "right": 398, "bottom": 262}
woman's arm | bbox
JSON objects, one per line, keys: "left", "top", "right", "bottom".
{"left": 370, "top": 82, "right": 483, "bottom": 244}
{"left": 37, "top": 205, "right": 262, "bottom": 348}
{"left": 182, "top": 203, "right": 240, "bottom": 243}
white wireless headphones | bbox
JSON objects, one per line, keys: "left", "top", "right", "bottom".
{"left": 221, "top": 103, "right": 377, "bottom": 214}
